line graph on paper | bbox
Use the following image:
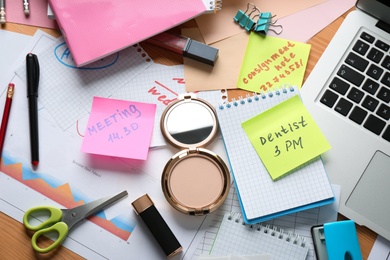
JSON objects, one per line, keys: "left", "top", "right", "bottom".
{"left": 189, "top": 183, "right": 340, "bottom": 260}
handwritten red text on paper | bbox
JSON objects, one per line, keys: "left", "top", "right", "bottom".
{"left": 241, "top": 41, "right": 305, "bottom": 92}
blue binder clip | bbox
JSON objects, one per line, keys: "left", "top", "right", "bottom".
{"left": 311, "top": 220, "right": 363, "bottom": 260}
{"left": 253, "top": 12, "right": 283, "bottom": 35}
{"left": 233, "top": 3, "right": 259, "bottom": 32}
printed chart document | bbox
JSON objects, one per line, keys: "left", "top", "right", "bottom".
{"left": 0, "top": 119, "right": 206, "bottom": 259}
{"left": 0, "top": 30, "right": 230, "bottom": 259}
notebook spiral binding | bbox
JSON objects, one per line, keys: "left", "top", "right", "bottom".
{"left": 218, "top": 85, "right": 295, "bottom": 110}
{"left": 226, "top": 212, "right": 307, "bottom": 248}
{"left": 133, "top": 44, "right": 152, "bottom": 63}
{"left": 211, "top": 0, "right": 223, "bottom": 12}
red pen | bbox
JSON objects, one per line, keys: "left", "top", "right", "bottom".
{"left": 0, "top": 83, "right": 14, "bottom": 161}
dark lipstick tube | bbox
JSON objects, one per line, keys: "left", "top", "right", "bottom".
{"left": 132, "top": 194, "right": 182, "bottom": 257}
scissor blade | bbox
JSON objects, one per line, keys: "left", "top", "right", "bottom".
{"left": 62, "top": 190, "right": 128, "bottom": 230}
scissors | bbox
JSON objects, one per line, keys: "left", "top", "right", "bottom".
{"left": 23, "top": 190, "right": 128, "bottom": 253}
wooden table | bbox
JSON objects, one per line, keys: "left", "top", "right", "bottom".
{"left": 0, "top": 7, "right": 378, "bottom": 259}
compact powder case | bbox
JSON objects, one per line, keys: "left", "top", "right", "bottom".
{"left": 160, "top": 94, "right": 230, "bottom": 215}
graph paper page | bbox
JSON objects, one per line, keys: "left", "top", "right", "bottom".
{"left": 216, "top": 86, "right": 334, "bottom": 222}
{"left": 15, "top": 37, "right": 153, "bottom": 131}
{"left": 187, "top": 183, "right": 340, "bottom": 260}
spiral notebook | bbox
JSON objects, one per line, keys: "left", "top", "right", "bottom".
{"left": 216, "top": 86, "right": 334, "bottom": 224}
{"left": 48, "top": 0, "right": 221, "bottom": 67}
{"left": 209, "top": 212, "right": 309, "bottom": 259}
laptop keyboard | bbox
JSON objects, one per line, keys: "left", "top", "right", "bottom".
{"left": 320, "top": 30, "right": 390, "bottom": 142}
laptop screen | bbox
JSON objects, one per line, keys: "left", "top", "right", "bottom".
{"left": 356, "top": 0, "right": 390, "bottom": 25}
{"left": 376, "top": 0, "right": 389, "bottom": 7}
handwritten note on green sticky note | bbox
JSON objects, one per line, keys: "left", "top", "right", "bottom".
{"left": 237, "top": 33, "right": 311, "bottom": 93}
{"left": 241, "top": 95, "right": 331, "bottom": 180}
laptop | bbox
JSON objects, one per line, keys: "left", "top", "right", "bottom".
{"left": 301, "top": 0, "right": 390, "bottom": 240}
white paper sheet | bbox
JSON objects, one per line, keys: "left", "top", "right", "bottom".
{"left": 0, "top": 30, "right": 230, "bottom": 259}
{"left": 110, "top": 63, "right": 226, "bottom": 147}
{"left": 0, "top": 29, "right": 31, "bottom": 81}
{"left": 368, "top": 235, "right": 390, "bottom": 260}
{"left": 187, "top": 185, "right": 341, "bottom": 260}
{"left": 14, "top": 37, "right": 153, "bottom": 131}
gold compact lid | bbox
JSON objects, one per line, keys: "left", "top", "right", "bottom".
{"left": 160, "top": 94, "right": 218, "bottom": 150}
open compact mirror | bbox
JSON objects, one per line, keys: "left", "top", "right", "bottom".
{"left": 160, "top": 94, "right": 230, "bottom": 215}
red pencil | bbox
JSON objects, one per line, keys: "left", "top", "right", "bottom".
{"left": 0, "top": 83, "right": 14, "bottom": 160}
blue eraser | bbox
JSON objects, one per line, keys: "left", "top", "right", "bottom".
{"left": 323, "top": 220, "right": 362, "bottom": 260}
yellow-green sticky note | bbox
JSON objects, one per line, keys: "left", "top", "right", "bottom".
{"left": 237, "top": 33, "right": 311, "bottom": 93}
{"left": 241, "top": 95, "right": 331, "bottom": 180}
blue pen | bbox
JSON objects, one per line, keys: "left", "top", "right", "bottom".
{"left": 26, "top": 53, "right": 40, "bottom": 167}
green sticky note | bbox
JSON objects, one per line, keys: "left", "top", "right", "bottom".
{"left": 241, "top": 95, "right": 331, "bottom": 180}
{"left": 237, "top": 33, "right": 311, "bottom": 92}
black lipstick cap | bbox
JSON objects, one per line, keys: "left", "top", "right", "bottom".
{"left": 183, "top": 39, "right": 219, "bottom": 66}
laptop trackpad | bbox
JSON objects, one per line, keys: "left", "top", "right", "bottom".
{"left": 346, "top": 151, "right": 390, "bottom": 231}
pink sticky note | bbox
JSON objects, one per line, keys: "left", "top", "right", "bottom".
{"left": 81, "top": 97, "right": 156, "bottom": 160}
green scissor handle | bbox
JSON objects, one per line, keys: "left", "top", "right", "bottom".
{"left": 23, "top": 206, "right": 69, "bottom": 253}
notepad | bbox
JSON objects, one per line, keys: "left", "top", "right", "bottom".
{"left": 216, "top": 86, "right": 334, "bottom": 224}
{"left": 48, "top": 0, "right": 221, "bottom": 67}
{"left": 242, "top": 95, "right": 331, "bottom": 180}
{"left": 209, "top": 212, "right": 309, "bottom": 260}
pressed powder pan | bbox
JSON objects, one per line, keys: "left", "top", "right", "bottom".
{"left": 160, "top": 94, "right": 230, "bottom": 215}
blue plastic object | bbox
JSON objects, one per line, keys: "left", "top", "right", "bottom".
{"left": 323, "top": 220, "right": 363, "bottom": 260}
